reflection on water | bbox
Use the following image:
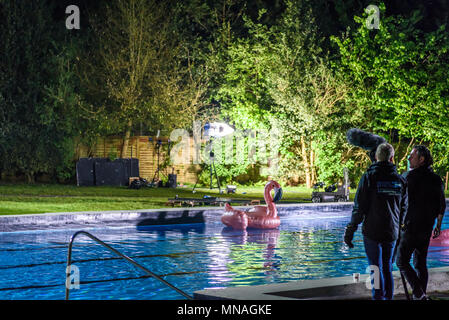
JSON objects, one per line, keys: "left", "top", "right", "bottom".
{"left": 136, "top": 223, "right": 206, "bottom": 236}
{"left": 0, "top": 209, "right": 448, "bottom": 300}
{"left": 218, "top": 228, "right": 282, "bottom": 286}
{"left": 200, "top": 210, "right": 449, "bottom": 289}
{"left": 202, "top": 217, "right": 359, "bottom": 289}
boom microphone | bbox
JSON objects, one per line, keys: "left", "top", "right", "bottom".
{"left": 346, "top": 128, "right": 386, "bottom": 162}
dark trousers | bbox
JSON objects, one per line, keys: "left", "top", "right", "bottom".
{"left": 396, "top": 232, "right": 430, "bottom": 298}
{"left": 363, "top": 236, "right": 395, "bottom": 300}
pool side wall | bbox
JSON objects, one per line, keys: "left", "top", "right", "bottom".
{"left": 0, "top": 202, "right": 354, "bottom": 232}
{"left": 1, "top": 200, "right": 447, "bottom": 232}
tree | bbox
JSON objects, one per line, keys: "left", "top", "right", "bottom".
{"left": 0, "top": 0, "right": 80, "bottom": 182}
{"left": 79, "top": 0, "right": 200, "bottom": 156}
{"left": 332, "top": 3, "right": 449, "bottom": 173}
{"left": 256, "top": 0, "right": 353, "bottom": 186}
{"left": 170, "top": 0, "right": 275, "bottom": 185}
{"left": 196, "top": 0, "right": 357, "bottom": 186}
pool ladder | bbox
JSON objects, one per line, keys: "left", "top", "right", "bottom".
{"left": 65, "top": 230, "right": 193, "bottom": 300}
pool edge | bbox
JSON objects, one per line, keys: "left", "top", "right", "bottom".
{"left": 0, "top": 202, "right": 355, "bottom": 232}
{"left": 193, "top": 266, "right": 449, "bottom": 300}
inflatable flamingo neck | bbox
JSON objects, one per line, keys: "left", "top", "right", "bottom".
{"left": 264, "top": 182, "right": 275, "bottom": 203}
{"left": 264, "top": 181, "right": 278, "bottom": 217}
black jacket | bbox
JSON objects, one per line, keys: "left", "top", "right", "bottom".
{"left": 349, "top": 161, "right": 408, "bottom": 242}
{"left": 402, "top": 166, "right": 446, "bottom": 238}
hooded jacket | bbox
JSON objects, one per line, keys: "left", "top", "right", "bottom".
{"left": 402, "top": 165, "right": 446, "bottom": 238}
{"left": 349, "top": 161, "right": 408, "bottom": 242}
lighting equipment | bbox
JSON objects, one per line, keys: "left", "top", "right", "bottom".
{"left": 203, "top": 122, "right": 234, "bottom": 138}
{"left": 192, "top": 122, "right": 235, "bottom": 194}
{"left": 192, "top": 138, "right": 222, "bottom": 193}
{"left": 149, "top": 129, "right": 173, "bottom": 187}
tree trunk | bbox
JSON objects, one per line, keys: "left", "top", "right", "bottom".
{"left": 121, "top": 120, "right": 133, "bottom": 158}
{"left": 301, "top": 136, "right": 312, "bottom": 188}
{"left": 310, "top": 148, "right": 316, "bottom": 186}
{"left": 26, "top": 172, "right": 35, "bottom": 184}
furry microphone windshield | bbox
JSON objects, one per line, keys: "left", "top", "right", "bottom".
{"left": 346, "top": 128, "right": 387, "bottom": 162}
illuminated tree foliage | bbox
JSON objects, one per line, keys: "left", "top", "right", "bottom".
{"left": 1, "top": 0, "right": 448, "bottom": 184}
{"left": 78, "top": 0, "right": 202, "bottom": 157}
{"left": 332, "top": 3, "right": 449, "bottom": 174}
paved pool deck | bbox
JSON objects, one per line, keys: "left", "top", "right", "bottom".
{"left": 1, "top": 200, "right": 448, "bottom": 300}
{"left": 194, "top": 267, "right": 449, "bottom": 300}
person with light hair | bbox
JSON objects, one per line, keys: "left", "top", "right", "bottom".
{"left": 375, "top": 142, "right": 395, "bottom": 162}
{"left": 344, "top": 142, "right": 408, "bottom": 300}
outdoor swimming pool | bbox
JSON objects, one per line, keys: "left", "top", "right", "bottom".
{"left": 0, "top": 206, "right": 448, "bottom": 300}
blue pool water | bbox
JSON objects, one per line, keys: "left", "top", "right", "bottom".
{"left": 0, "top": 207, "right": 448, "bottom": 300}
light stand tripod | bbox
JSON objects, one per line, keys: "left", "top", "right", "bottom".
{"left": 150, "top": 138, "right": 163, "bottom": 186}
{"left": 192, "top": 147, "right": 222, "bottom": 193}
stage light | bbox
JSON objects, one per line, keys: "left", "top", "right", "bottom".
{"left": 203, "top": 122, "right": 234, "bottom": 138}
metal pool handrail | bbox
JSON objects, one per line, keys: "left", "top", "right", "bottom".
{"left": 65, "top": 230, "right": 193, "bottom": 300}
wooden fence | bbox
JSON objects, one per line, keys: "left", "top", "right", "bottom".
{"left": 75, "top": 136, "right": 201, "bottom": 184}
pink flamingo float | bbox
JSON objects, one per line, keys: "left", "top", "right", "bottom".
{"left": 221, "top": 180, "right": 283, "bottom": 230}
{"left": 430, "top": 229, "right": 449, "bottom": 247}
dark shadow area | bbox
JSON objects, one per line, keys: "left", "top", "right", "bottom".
{"left": 136, "top": 222, "right": 206, "bottom": 235}
{"left": 136, "top": 211, "right": 206, "bottom": 235}
{"left": 265, "top": 285, "right": 354, "bottom": 299}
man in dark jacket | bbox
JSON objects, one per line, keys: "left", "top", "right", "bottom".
{"left": 344, "top": 143, "right": 408, "bottom": 300}
{"left": 396, "top": 145, "right": 446, "bottom": 300}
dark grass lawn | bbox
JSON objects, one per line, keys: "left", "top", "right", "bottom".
{"left": 1, "top": 183, "right": 446, "bottom": 215}
{"left": 0, "top": 183, "right": 319, "bottom": 215}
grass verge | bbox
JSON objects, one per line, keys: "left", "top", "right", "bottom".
{"left": 1, "top": 183, "right": 446, "bottom": 215}
{"left": 0, "top": 183, "right": 320, "bottom": 215}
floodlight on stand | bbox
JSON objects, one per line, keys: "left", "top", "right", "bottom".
{"left": 203, "top": 122, "right": 234, "bottom": 138}
{"left": 192, "top": 122, "right": 234, "bottom": 194}
{"left": 149, "top": 129, "right": 166, "bottom": 187}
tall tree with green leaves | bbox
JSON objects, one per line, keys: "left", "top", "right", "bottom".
{"left": 80, "top": 0, "right": 200, "bottom": 156}
{"left": 256, "top": 0, "right": 354, "bottom": 186}
{"left": 200, "top": 0, "right": 358, "bottom": 186}
{"left": 332, "top": 3, "right": 449, "bottom": 173}
{"left": 0, "top": 0, "right": 80, "bottom": 182}
{"left": 170, "top": 0, "right": 272, "bottom": 185}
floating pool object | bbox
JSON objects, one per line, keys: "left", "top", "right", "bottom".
{"left": 430, "top": 229, "right": 449, "bottom": 247}
{"left": 221, "top": 180, "right": 282, "bottom": 230}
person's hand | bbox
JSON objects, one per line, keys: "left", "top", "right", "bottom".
{"left": 344, "top": 224, "right": 357, "bottom": 248}
{"left": 433, "top": 214, "right": 444, "bottom": 239}
{"left": 344, "top": 233, "right": 354, "bottom": 248}
{"left": 433, "top": 225, "right": 441, "bottom": 239}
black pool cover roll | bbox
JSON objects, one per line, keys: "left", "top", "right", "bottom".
{"left": 120, "top": 158, "right": 140, "bottom": 183}
{"left": 76, "top": 158, "right": 139, "bottom": 186}
{"left": 94, "top": 161, "right": 125, "bottom": 186}
{"left": 75, "top": 158, "right": 101, "bottom": 186}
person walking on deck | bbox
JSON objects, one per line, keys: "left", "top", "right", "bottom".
{"left": 344, "top": 142, "right": 408, "bottom": 300}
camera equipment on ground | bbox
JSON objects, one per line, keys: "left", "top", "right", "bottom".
{"left": 311, "top": 168, "right": 350, "bottom": 203}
